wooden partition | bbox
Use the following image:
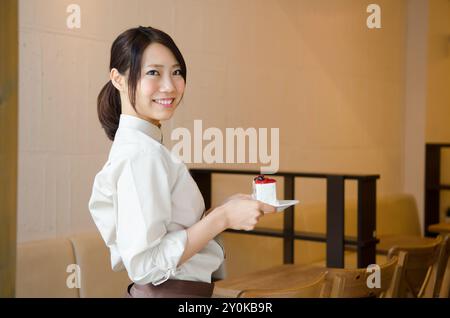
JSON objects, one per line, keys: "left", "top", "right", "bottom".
{"left": 190, "top": 169, "right": 379, "bottom": 268}
{"left": 0, "top": 0, "right": 18, "bottom": 298}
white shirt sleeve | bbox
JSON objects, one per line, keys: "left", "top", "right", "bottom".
{"left": 116, "top": 149, "right": 187, "bottom": 286}
{"left": 88, "top": 164, "right": 125, "bottom": 271}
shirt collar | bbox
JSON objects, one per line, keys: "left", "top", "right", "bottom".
{"left": 118, "top": 114, "right": 163, "bottom": 144}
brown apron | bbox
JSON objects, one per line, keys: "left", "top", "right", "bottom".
{"left": 125, "top": 279, "right": 215, "bottom": 298}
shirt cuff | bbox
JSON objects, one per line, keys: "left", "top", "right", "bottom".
{"left": 151, "top": 229, "right": 188, "bottom": 286}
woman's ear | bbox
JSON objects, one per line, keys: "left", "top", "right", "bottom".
{"left": 110, "top": 68, "right": 125, "bottom": 92}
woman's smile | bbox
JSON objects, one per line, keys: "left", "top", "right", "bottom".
{"left": 152, "top": 98, "right": 175, "bottom": 108}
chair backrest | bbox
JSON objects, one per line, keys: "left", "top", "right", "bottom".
{"left": 69, "top": 232, "right": 131, "bottom": 298}
{"left": 237, "top": 271, "right": 327, "bottom": 298}
{"left": 326, "top": 256, "right": 399, "bottom": 298}
{"left": 387, "top": 235, "right": 443, "bottom": 298}
{"left": 16, "top": 238, "right": 80, "bottom": 298}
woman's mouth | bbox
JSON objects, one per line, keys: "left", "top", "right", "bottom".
{"left": 152, "top": 98, "right": 175, "bottom": 108}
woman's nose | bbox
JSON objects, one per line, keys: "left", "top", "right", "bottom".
{"left": 160, "top": 75, "right": 175, "bottom": 92}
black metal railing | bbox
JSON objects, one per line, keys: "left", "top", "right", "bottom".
{"left": 190, "top": 168, "right": 380, "bottom": 268}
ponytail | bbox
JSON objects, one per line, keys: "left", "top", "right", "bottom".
{"left": 97, "top": 81, "right": 121, "bottom": 141}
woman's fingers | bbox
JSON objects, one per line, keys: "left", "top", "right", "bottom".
{"left": 258, "top": 201, "right": 276, "bottom": 214}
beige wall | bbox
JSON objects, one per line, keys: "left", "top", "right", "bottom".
{"left": 403, "top": 0, "right": 428, "bottom": 234}
{"left": 426, "top": 0, "right": 450, "bottom": 143}
{"left": 19, "top": 0, "right": 411, "bottom": 243}
{"left": 426, "top": 0, "right": 450, "bottom": 222}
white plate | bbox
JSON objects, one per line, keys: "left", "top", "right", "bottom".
{"left": 251, "top": 194, "right": 299, "bottom": 212}
{"left": 273, "top": 200, "right": 299, "bottom": 212}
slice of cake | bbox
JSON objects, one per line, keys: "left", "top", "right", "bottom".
{"left": 252, "top": 175, "right": 277, "bottom": 205}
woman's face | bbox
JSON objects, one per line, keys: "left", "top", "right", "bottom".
{"left": 128, "top": 43, "right": 185, "bottom": 126}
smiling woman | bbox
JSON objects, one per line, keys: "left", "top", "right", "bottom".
{"left": 89, "top": 26, "right": 276, "bottom": 298}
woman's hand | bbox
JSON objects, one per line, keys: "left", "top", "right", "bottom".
{"left": 220, "top": 193, "right": 253, "bottom": 205}
{"left": 202, "top": 193, "right": 253, "bottom": 219}
{"left": 218, "top": 197, "right": 276, "bottom": 231}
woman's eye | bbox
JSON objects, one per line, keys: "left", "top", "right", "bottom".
{"left": 146, "top": 70, "right": 159, "bottom": 76}
{"left": 173, "top": 69, "right": 182, "bottom": 76}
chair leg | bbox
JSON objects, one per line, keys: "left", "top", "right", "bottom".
{"left": 439, "top": 258, "right": 450, "bottom": 298}
{"left": 418, "top": 266, "right": 434, "bottom": 298}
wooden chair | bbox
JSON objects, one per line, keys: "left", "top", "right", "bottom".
{"left": 325, "top": 255, "right": 401, "bottom": 298}
{"left": 439, "top": 264, "right": 450, "bottom": 298}
{"left": 436, "top": 235, "right": 450, "bottom": 298}
{"left": 383, "top": 252, "right": 407, "bottom": 298}
{"left": 417, "top": 235, "right": 450, "bottom": 297}
{"left": 387, "top": 235, "right": 442, "bottom": 298}
{"left": 237, "top": 271, "right": 328, "bottom": 298}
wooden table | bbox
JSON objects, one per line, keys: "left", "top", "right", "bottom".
{"left": 428, "top": 222, "right": 450, "bottom": 234}
{"left": 213, "top": 264, "right": 327, "bottom": 298}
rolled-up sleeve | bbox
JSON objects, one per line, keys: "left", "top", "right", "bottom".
{"left": 116, "top": 149, "right": 187, "bottom": 285}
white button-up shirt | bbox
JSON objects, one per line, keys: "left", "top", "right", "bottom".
{"left": 88, "top": 114, "right": 224, "bottom": 286}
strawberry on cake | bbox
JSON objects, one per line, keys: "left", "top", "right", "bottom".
{"left": 252, "top": 175, "right": 277, "bottom": 205}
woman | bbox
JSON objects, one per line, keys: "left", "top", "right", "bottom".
{"left": 88, "top": 26, "right": 275, "bottom": 298}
